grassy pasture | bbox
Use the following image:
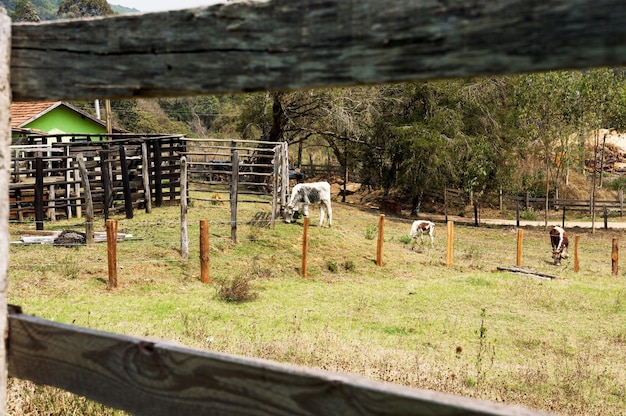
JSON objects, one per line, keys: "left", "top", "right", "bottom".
{"left": 7, "top": 193, "right": 626, "bottom": 415}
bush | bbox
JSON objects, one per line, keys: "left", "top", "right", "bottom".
{"left": 327, "top": 261, "right": 338, "bottom": 273}
{"left": 519, "top": 209, "right": 537, "bottom": 221}
{"left": 364, "top": 225, "right": 377, "bottom": 240}
{"left": 215, "top": 273, "right": 258, "bottom": 303}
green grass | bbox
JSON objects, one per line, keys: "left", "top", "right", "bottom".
{"left": 7, "top": 194, "right": 626, "bottom": 415}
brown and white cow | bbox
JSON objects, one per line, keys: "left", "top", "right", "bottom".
{"left": 410, "top": 220, "right": 435, "bottom": 247}
{"left": 550, "top": 225, "right": 569, "bottom": 265}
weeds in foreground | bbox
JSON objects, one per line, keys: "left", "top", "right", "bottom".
{"left": 470, "top": 308, "right": 496, "bottom": 386}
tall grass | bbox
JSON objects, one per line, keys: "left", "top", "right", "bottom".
{"left": 7, "top": 194, "right": 626, "bottom": 415}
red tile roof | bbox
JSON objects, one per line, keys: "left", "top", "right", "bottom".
{"left": 10, "top": 101, "right": 61, "bottom": 129}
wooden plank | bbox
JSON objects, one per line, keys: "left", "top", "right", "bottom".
{"left": 0, "top": 15, "right": 11, "bottom": 414}
{"left": 496, "top": 266, "right": 557, "bottom": 280}
{"left": 10, "top": 0, "right": 626, "bottom": 102}
{"left": 7, "top": 307, "right": 548, "bottom": 416}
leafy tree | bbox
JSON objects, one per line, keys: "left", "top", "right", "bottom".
{"left": 57, "top": 0, "right": 113, "bottom": 18}
{"left": 11, "top": 0, "right": 40, "bottom": 21}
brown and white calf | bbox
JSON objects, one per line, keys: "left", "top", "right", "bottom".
{"left": 550, "top": 225, "right": 569, "bottom": 265}
{"left": 409, "top": 220, "right": 435, "bottom": 247}
{"left": 284, "top": 181, "right": 332, "bottom": 227}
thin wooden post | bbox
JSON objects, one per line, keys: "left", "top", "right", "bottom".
{"left": 444, "top": 188, "right": 448, "bottom": 223}
{"left": 516, "top": 228, "right": 523, "bottom": 267}
{"left": 200, "top": 219, "right": 210, "bottom": 284}
{"left": 302, "top": 216, "right": 310, "bottom": 277}
{"left": 376, "top": 214, "right": 385, "bottom": 267}
{"left": 76, "top": 154, "right": 94, "bottom": 245}
{"left": 562, "top": 205, "right": 566, "bottom": 228}
{"left": 604, "top": 205, "right": 608, "bottom": 230}
{"left": 620, "top": 189, "right": 624, "bottom": 217}
{"left": 153, "top": 140, "right": 163, "bottom": 207}
{"left": 119, "top": 145, "right": 134, "bottom": 219}
{"left": 574, "top": 235, "right": 580, "bottom": 273}
{"left": 516, "top": 202, "right": 520, "bottom": 227}
{"left": 100, "top": 150, "right": 112, "bottom": 220}
{"left": 0, "top": 14, "right": 12, "bottom": 411}
{"left": 180, "top": 157, "right": 188, "bottom": 260}
{"left": 64, "top": 146, "right": 73, "bottom": 219}
{"left": 473, "top": 203, "right": 479, "bottom": 227}
{"left": 106, "top": 219, "right": 118, "bottom": 288}
{"left": 499, "top": 188, "right": 503, "bottom": 211}
{"left": 446, "top": 221, "right": 454, "bottom": 267}
{"left": 35, "top": 154, "right": 44, "bottom": 230}
{"left": 612, "top": 237, "right": 619, "bottom": 276}
{"left": 141, "top": 142, "right": 152, "bottom": 214}
{"left": 48, "top": 184, "right": 56, "bottom": 222}
{"left": 230, "top": 150, "right": 239, "bottom": 243}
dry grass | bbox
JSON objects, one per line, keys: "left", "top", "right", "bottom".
{"left": 7, "top": 193, "right": 626, "bottom": 415}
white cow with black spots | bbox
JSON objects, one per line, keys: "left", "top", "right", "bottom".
{"left": 284, "top": 182, "right": 332, "bottom": 228}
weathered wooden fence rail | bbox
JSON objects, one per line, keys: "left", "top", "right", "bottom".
{"left": 4, "top": 0, "right": 626, "bottom": 413}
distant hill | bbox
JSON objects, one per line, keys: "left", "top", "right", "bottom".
{"left": 1, "top": 0, "right": 140, "bottom": 20}
{"left": 110, "top": 3, "right": 140, "bottom": 14}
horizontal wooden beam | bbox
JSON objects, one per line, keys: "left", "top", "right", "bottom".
{"left": 11, "top": 0, "right": 626, "bottom": 101}
{"left": 7, "top": 307, "right": 545, "bottom": 416}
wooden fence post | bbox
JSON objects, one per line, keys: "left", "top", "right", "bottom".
{"left": 200, "top": 219, "right": 210, "bottom": 284}
{"left": 180, "top": 157, "right": 188, "bottom": 260}
{"left": 516, "top": 202, "right": 520, "bottom": 227}
{"left": 516, "top": 229, "right": 523, "bottom": 267}
{"left": 76, "top": 153, "right": 94, "bottom": 245}
{"left": 119, "top": 145, "right": 134, "bottom": 219}
{"left": 100, "top": 149, "right": 112, "bottom": 220}
{"left": 446, "top": 221, "right": 454, "bottom": 267}
{"left": 574, "top": 235, "right": 580, "bottom": 273}
{"left": 106, "top": 219, "right": 118, "bottom": 288}
{"left": 302, "top": 216, "right": 310, "bottom": 277}
{"left": 376, "top": 214, "right": 385, "bottom": 267}
{"left": 230, "top": 150, "right": 239, "bottom": 244}
{"left": 153, "top": 140, "right": 163, "bottom": 207}
{"left": 0, "top": 13, "right": 11, "bottom": 412}
{"left": 141, "top": 142, "right": 152, "bottom": 214}
{"left": 35, "top": 154, "right": 44, "bottom": 230}
{"left": 612, "top": 237, "right": 619, "bottom": 276}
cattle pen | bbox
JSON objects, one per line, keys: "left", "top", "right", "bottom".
{"left": 3, "top": 0, "right": 626, "bottom": 415}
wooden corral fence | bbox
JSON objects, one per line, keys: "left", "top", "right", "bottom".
{"left": 182, "top": 137, "right": 289, "bottom": 207}
{"left": 3, "top": 0, "right": 626, "bottom": 414}
{"left": 179, "top": 138, "right": 289, "bottom": 246}
{"left": 9, "top": 134, "right": 185, "bottom": 228}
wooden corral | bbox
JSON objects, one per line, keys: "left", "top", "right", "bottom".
{"left": 182, "top": 137, "right": 289, "bottom": 206}
{"left": 4, "top": 0, "right": 626, "bottom": 414}
{"left": 9, "top": 134, "right": 184, "bottom": 226}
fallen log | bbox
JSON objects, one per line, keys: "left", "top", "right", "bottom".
{"left": 496, "top": 266, "right": 557, "bottom": 280}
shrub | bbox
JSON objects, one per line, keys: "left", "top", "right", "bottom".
{"left": 215, "top": 273, "right": 258, "bottom": 303}
{"left": 343, "top": 260, "right": 355, "bottom": 272}
{"left": 364, "top": 225, "right": 377, "bottom": 240}
{"left": 519, "top": 209, "right": 537, "bottom": 221}
{"left": 327, "top": 261, "right": 338, "bottom": 273}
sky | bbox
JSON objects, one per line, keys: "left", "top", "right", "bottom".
{"left": 110, "top": 0, "right": 224, "bottom": 13}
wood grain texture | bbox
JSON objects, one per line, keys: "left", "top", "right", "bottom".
{"left": 7, "top": 308, "right": 549, "bottom": 416}
{"left": 0, "top": 13, "right": 11, "bottom": 413}
{"left": 11, "top": 0, "right": 626, "bottom": 102}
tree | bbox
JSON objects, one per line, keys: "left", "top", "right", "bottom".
{"left": 11, "top": 0, "right": 40, "bottom": 21}
{"left": 57, "top": 0, "right": 113, "bottom": 18}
